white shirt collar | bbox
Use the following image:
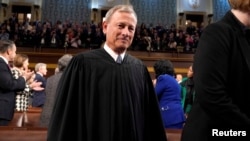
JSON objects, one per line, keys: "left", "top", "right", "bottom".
{"left": 103, "top": 43, "right": 125, "bottom": 61}
{"left": 0, "top": 55, "right": 8, "bottom": 64}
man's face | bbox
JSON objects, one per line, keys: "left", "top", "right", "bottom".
{"left": 8, "top": 45, "right": 16, "bottom": 62}
{"left": 187, "top": 66, "right": 193, "bottom": 78}
{"left": 103, "top": 11, "right": 137, "bottom": 53}
{"left": 39, "top": 66, "right": 47, "bottom": 76}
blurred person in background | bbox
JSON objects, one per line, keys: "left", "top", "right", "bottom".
{"left": 11, "top": 53, "right": 43, "bottom": 126}
{"left": 40, "top": 54, "right": 73, "bottom": 127}
{"left": 0, "top": 40, "right": 33, "bottom": 126}
{"left": 181, "top": 0, "right": 250, "bottom": 140}
{"left": 153, "top": 59, "right": 186, "bottom": 129}
{"left": 32, "top": 63, "right": 47, "bottom": 107}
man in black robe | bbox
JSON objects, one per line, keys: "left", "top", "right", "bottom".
{"left": 47, "top": 5, "right": 167, "bottom": 141}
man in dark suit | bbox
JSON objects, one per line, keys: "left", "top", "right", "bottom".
{"left": 32, "top": 63, "right": 47, "bottom": 107}
{"left": 181, "top": 0, "right": 250, "bottom": 141}
{"left": 0, "top": 40, "right": 33, "bottom": 126}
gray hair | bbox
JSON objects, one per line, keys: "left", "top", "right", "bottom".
{"left": 35, "top": 63, "right": 47, "bottom": 72}
{"left": 104, "top": 5, "right": 137, "bottom": 23}
{"left": 58, "top": 54, "right": 73, "bottom": 71}
{"left": 0, "top": 40, "right": 15, "bottom": 53}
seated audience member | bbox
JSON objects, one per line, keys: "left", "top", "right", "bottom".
{"left": 167, "top": 32, "right": 177, "bottom": 50}
{"left": 153, "top": 59, "right": 186, "bottom": 129}
{"left": 40, "top": 54, "right": 73, "bottom": 127}
{"left": 32, "top": 63, "right": 47, "bottom": 107}
{"left": 184, "top": 33, "right": 193, "bottom": 52}
{"left": 11, "top": 54, "right": 44, "bottom": 126}
{"left": 0, "top": 28, "right": 10, "bottom": 40}
{"left": 180, "top": 65, "right": 195, "bottom": 117}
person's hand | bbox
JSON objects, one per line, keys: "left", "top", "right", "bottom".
{"left": 32, "top": 86, "right": 44, "bottom": 91}
{"left": 22, "top": 70, "right": 34, "bottom": 81}
{"left": 29, "top": 81, "right": 44, "bottom": 91}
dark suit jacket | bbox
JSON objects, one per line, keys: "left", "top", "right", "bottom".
{"left": 32, "top": 73, "right": 46, "bottom": 107}
{"left": 0, "top": 58, "right": 26, "bottom": 120}
{"left": 181, "top": 11, "right": 250, "bottom": 141}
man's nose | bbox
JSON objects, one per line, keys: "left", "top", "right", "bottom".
{"left": 121, "top": 28, "right": 129, "bottom": 36}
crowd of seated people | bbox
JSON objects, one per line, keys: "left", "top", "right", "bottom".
{"left": 0, "top": 16, "right": 106, "bottom": 49}
{"left": 132, "top": 21, "right": 203, "bottom": 52}
{"left": 0, "top": 15, "right": 203, "bottom": 52}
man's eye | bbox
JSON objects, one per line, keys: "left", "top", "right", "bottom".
{"left": 118, "top": 24, "right": 124, "bottom": 28}
{"left": 129, "top": 27, "right": 135, "bottom": 32}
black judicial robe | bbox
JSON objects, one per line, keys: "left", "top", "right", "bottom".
{"left": 47, "top": 48, "right": 167, "bottom": 141}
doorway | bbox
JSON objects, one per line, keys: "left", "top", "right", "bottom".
{"left": 184, "top": 12, "right": 205, "bottom": 28}
{"left": 12, "top": 5, "right": 32, "bottom": 23}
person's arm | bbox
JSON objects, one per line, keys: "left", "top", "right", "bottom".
{"left": 0, "top": 63, "right": 26, "bottom": 91}
{"left": 154, "top": 76, "right": 165, "bottom": 97}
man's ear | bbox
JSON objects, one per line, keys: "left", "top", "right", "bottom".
{"left": 6, "top": 48, "right": 11, "bottom": 55}
{"left": 102, "top": 21, "right": 107, "bottom": 35}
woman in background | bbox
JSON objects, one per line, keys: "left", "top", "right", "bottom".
{"left": 180, "top": 65, "right": 195, "bottom": 117}
{"left": 153, "top": 59, "right": 186, "bottom": 129}
{"left": 11, "top": 54, "right": 43, "bottom": 126}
